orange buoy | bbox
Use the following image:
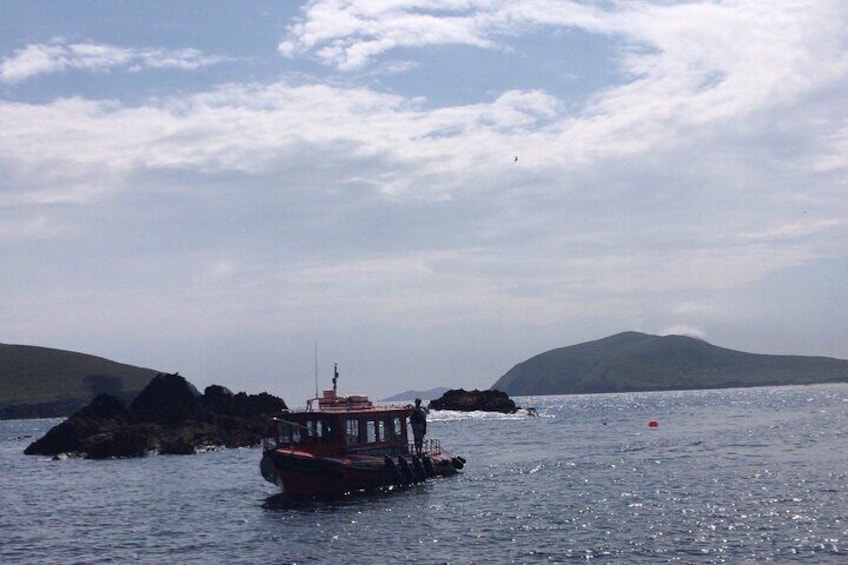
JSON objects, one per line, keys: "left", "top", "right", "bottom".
{"left": 648, "top": 420, "right": 659, "bottom": 428}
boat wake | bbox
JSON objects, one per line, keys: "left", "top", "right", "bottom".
{"left": 429, "top": 407, "right": 546, "bottom": 422}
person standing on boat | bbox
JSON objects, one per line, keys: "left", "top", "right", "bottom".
{"left": 410, "top": 398, "right": 428, "bottom": 455}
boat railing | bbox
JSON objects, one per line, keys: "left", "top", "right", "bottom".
{"left": 410, "top": 438, "right": 442, "bottom": 455}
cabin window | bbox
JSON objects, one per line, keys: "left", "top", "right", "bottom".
{"left": 345, "top": 419, "right": 360, "bottom": 445}
{"left": 306, "top": 419, "right": 322, "bottom": 442}
{"left": 283, "top": 421, "right": 302, "bottom": 444}
{"left": 393, "top": 417, "right": 402, "bottom": 439}
{"left": 366, "top": 420, "right": 377, "bottom": 443}
{"left": 278, "top": 420, "right": 302, "bottom": 444}
{"left": 322, "top": 419, "right": 338, "bottom": 442}
{"left": 378, "top": 419, "right": 386, "bottom": 442}
{"left": 278, "top": 421, "right": 292, "bottom": 444}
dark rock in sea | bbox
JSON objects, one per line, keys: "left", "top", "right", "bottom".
{"left": 24, "top": 372, "right": 288, "bottom": 459}
{"left": 24, "top": 394, "right": 134, "bottom": 457}
{"left": 130, "top": 372, "right": 201, "bottom": 426}
{"left": 84, "top": 425, "right": 150, "bottom": 459}
{"left": 428, "top": 388, "right": 518, "bottom": 413}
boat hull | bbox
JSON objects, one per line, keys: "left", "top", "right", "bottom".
{"left": 262, "top": 449, "right": 460, "bottom": 498}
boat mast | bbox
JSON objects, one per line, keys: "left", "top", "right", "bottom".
{"left": 333, "top": 363, "right": 339, "bottom": 395}
{"left": 313, "top": 342, "right": 319, "bottom": 398}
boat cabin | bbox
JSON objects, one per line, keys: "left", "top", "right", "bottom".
{"left": 265, "top": 388, "right": 413, "bottom": 457}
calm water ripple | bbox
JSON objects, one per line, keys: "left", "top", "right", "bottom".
{"left": 2, "top": 384, "right": 846, "bottom": 563}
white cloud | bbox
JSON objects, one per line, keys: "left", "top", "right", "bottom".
{"left": 276, "top": 1, "right": 848, "bottom": 176}
{"left": 0, "top": 82, "right": 569, "bottom": 209}
{"left": 279, "top": 0, "right": 847, "bottom": 95}
{"left": 1, "top": 57, "right": 843, "bottom": 289}
{"left": 0, "top": 40, "right": 229, "bottom": 83}
{"left": 604, "top": 1, "right": 848, "bottom": 120}
{"left": 659, "top": 325, "right": 707, "bottom": 340}
{"left": 279, "top": 1, "right": 507, "bottom": 70}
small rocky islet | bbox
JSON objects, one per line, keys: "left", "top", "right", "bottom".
{"left": 24, "top": 372, "right": 287, "bottom": 459}
{"left": 428, "top": 388, "right": 519, "bottom": 413}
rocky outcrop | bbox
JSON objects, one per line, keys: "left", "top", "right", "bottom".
{"left": 428, "top": 388, "right": 518, "bottom": 413}
{"left": 24, "top": 372, "right": 287, "bottom": 459}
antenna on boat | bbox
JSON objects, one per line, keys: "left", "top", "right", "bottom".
{"left": 313, "top": 342, "right": 319, "bottom": 398}
{"left": 333, "top": 362, "right": 339, "bottom": 395}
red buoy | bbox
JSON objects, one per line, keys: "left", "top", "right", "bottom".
{"left": 648, "top": 420, "right": 659, "bottom": 428}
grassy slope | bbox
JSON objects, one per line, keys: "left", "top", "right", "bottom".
{"left": 0, "top": 344, "right": 159, "bottom": 405}
{"left": 492, "top": 332, "right": 848, "bottom": 395}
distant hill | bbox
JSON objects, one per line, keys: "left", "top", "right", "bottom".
{"left": 491, "top": 332, "right": 848, "bottom": 396}
{"left": 0, "top": 344, "right": 160, "bottom": 419}
{"left": 382, "top": 387, "right": 451, "bottom": 402}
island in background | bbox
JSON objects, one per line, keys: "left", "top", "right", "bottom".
{"left": 1, "top": 343, "right": 159, "bottom": 419}
{"left": 492, "top": 331, "right": 848, "bottom": 396}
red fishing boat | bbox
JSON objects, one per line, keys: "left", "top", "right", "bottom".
{"left": 260, "top": 365, "right": 465, "bottom": 498}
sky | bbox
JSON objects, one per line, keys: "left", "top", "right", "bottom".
{"left": 2, "top": 1, "right": 847, "bottom": 405}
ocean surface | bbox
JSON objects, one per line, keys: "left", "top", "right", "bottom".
{"left": 2, "top": 384, "right": 846, "bottom": 564}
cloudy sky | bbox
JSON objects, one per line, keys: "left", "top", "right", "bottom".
{"left": 2, "top": 1, "right": 847, "bottom": 404}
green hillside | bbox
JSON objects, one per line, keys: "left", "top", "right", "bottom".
{"left": 0, "top": 343, "right": 160, "bottom": 418}
{"left": 492, "top": 332, "right": 848, "bottom": 396}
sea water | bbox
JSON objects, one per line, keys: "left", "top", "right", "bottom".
{"left": 1, "top": 384, "right": 846, "bottom": 564}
